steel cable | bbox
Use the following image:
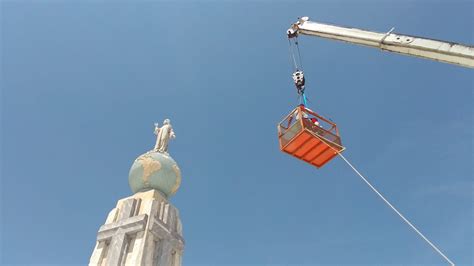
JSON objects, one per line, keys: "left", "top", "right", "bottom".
{"left": 336, "top": 152, "right": 455, "bottom": 266}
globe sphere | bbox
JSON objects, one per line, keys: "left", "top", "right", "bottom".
{"left": 128, "top": 151, "right": 182, "bottom": 198}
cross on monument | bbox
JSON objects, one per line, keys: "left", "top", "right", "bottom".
{"left": 96, "top": 198, "right": 147, "bottom": 265}
{"left": 149, "top": 215, "right": 184, "bottom": 265}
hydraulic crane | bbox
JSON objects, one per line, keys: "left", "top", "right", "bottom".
{"left": 287, "top": 17, "right": 474, "bottom": 68}
{"left": 281, "top": 17, "right": 474, "bottom": 169}
{"left": 279, "top": 17, "right": 472, "bottom": 266}
{"left": 281, "top": 17, "right": 473, "bottom": 166}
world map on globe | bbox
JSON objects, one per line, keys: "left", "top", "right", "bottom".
{"left": 128, "top": 151, "right": 182, "bottom": 198}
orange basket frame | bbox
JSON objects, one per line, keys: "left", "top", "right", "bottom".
{"left": 278, "top": 105, "right": 345, "bottom": 168}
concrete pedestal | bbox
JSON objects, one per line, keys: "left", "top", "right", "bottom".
{"left": 89, "top": 190, "right": 184, "bottom": 266}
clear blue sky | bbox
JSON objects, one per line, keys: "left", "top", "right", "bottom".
{"left": 1, "top": 1, "right": 472, "bottom": 265}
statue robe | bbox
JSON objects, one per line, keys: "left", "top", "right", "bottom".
{"left": 154, "top": 124, "right": 174, "bottom": 153}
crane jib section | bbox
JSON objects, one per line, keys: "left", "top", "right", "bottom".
{"left": 288, "top": 17, "right": 474, "bottom": 68}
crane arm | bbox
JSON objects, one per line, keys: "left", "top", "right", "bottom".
{"left": 287, "top": 17, "right": 474, "bottom": 68}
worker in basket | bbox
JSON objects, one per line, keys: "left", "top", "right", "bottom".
{"left": 296, "top": 104, "right": 318, "bottom": 125}
{"left": 310, "top": 117, "right": 320, "bottom": 127}
{"left": 297, "top": 104, "right": 325, "bottom": 134}
{"left": 294, "top": 104, "right": 308, "bottom": 121}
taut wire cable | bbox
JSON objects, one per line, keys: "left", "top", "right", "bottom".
{"left": 336, "top": 152, "right": 455, "bottom": 266}
{"left": 288, "top": 39, "right": 299, "bottom": 71}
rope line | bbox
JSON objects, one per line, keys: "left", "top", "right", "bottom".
{"left": 337, "top": 152, "right": 455, "bottom": 266}
{"left": 288, "top": 39, "right": 299, "bottom": 71}
{"left": 295, "top": 36, "right": 303, "bottom": 70}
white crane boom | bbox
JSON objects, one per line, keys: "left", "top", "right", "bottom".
{"left": 287, "top": 17, "right": 474, "bottom": 68}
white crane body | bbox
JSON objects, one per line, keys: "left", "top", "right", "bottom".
{"left": 284, "top": 17, "right": 466, "bottom": 266}
{"left": 288, "top": 17, "right": 474, "bottom": 68}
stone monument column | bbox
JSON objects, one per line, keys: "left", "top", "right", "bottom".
{"left": 89, "top": 120, "right": 184, "bottom": 266}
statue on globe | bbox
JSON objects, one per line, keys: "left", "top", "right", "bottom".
{"left": 153, "top": 119, "right": 176, "bottom": 154}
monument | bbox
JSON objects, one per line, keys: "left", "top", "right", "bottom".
{"left": 89, "top": 119, "right": 184, "bottom": 266}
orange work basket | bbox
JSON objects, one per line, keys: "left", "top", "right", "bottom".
{"left": 278, "top": 105, "right": 345, "bottom": 168}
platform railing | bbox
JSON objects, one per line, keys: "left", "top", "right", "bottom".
{"left": 278, "top": 105, "right": 343, "bottom": 148}
{"left": 301, "top": 119, "right": 342, "bottom": 146}
{"left": 278, "top": 109, "right": 303, "bottom": 148}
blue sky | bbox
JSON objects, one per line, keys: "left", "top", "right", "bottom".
{"left": 1, "top": 0, "right": 472, "bottom": 265}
